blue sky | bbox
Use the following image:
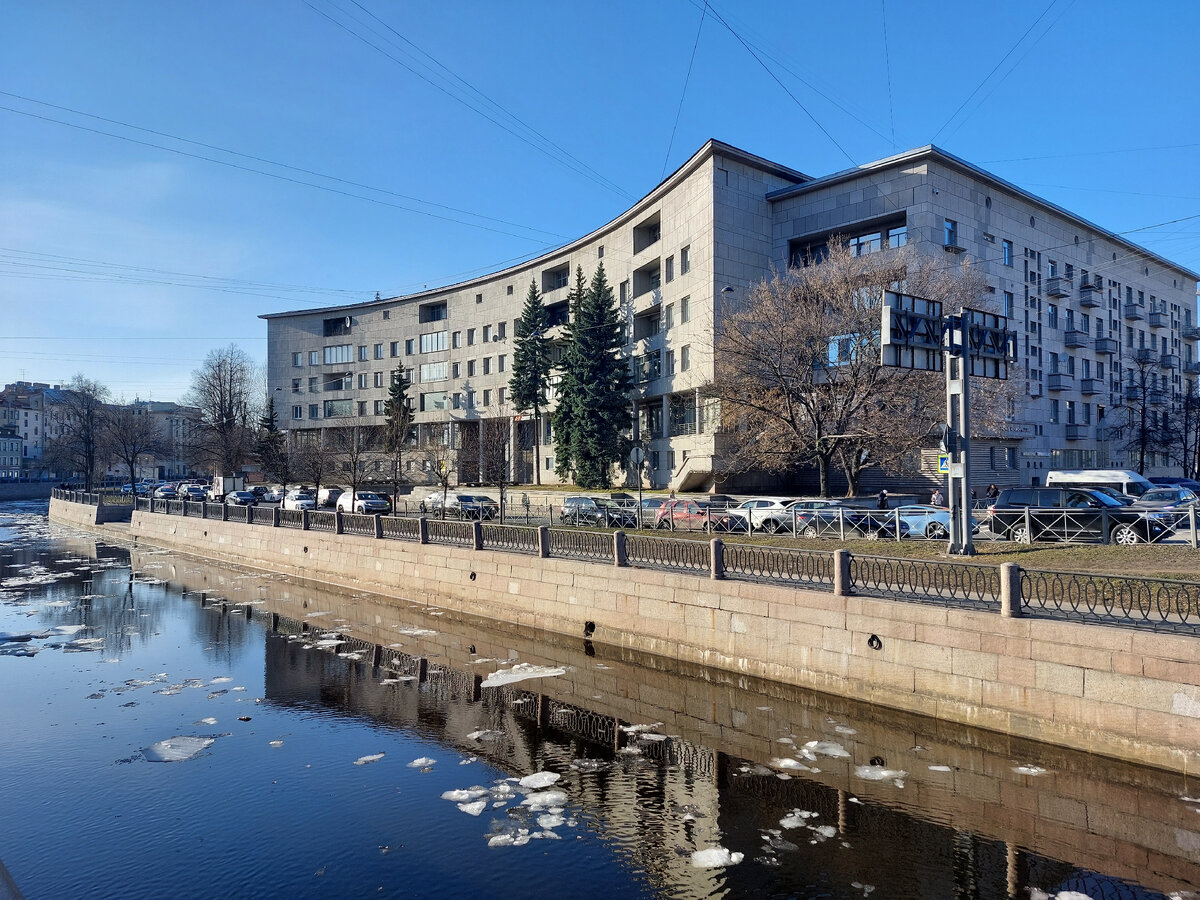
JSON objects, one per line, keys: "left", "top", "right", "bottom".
{"left": 2, "top": 0, "right": 1198, "bottom": 401}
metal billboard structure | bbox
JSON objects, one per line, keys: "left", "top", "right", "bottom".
{"left": 881, "top": 291, "right": 1017, "bottom": 555}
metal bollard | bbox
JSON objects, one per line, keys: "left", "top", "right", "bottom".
{"left": 613, "top": 530, "right": 627, "bottom": 567}
{"left": 472, "top": 520, "right": 483, "bottom": 550}
{"left": 374, "top": 513, "right": 382, "bottom": 539}
{"left": 537, "top": 525, "right": 550, "bottom": 558}
{"left": 832, "top": 549, "right": 852, "bottom": 597}
{"left": 334, "top": 509, "right": 344, "bottom": 535}
{"left": 418, "top": 516, "right": 429, "bottom": 545}
{"left": 710, "top": 538, "right": 725, "bottom": 580}
{"left": 999, "top": 563, "right": 1023, "bottom": 617}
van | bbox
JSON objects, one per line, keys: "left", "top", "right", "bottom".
{"left": 1044, "top": 469, "right": 1155, "bottom": 498}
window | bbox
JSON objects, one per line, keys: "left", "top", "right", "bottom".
{"left": 309, "top": 350, "right": 319, "bottom": 366}
{"left": 1049, "top": 260, "right": 1058, "bottom": 278}
{"left": 467, "top": 328, "right": 476, "bottom": 346}
{"left": 944, "top": 219, "right": 958, "bottom": 246}
{"left": 308, "top": 404, "right": 319, "bottom": 419}
{"left": 498, "top": 354, "right": 506, "bottom": 373}
{"left": 419, "top": 331, "right": 448, "bottom": 353}
{"left": 497, "top": 321, "right": 506, "bottom": 340}
{"left": 1047, "top": 305, "right": 1058, "bottom": 329}
{"left": 419, "top": 392, "right": 449, "bottom": 412}
{"left": 1002, "top": 240, "right": 1013, "bottom": 266}
{"left": 680, "top": 245, "right": 690, "bottom": 274}
{"left": 357, "top": 373, "right": 368, "bottom": 389}
{"left": 664, "top": 303, "right": 675, "bottom": 329}
{"left": 383, "top": 310, "right": 390, "bottom": 320}
{"left": 323, "top": 345, "right": 352, "bottom": 364}
{"left": 887, "top": 225, "right": 907, "bottom": 248}
{"left": 292, "top": 352, "right": 302, "bottom": 367}
{"left": 598, "top": 245, "right": 604, "bottom": 259}
{"left": 467, "top": 360, "right": 476, "bottom": 377}
{"left": 323, "top": 316, "right": 351, "bottom": 337}
{"left": 419, "top": 302, "right": 447, "bottom": 323}
{"left": 850, "top": 232, "right": 882, "bottom": 256}
{"left": 483, "top": 357, "right": 491, "bottom": 375}
{"left": 374, "top": 343, "right": 384, "bottom": 359}
{"left": 1003, "top": 291, "right": 1014, "bottom": 319}
{"left": 419, "top": 362, "right": 447, "bottom": 382}
{"left": 483, "top": 325, "right": 492, "bottom": 342}
{"left": 1049, "top": 399, "right": 1060, "bottom": 424}
{"left": 498, "top": 387, "right": 506, "bottom": 405}
{"left": 482, "top": 389, "right": 491, "bottom": 407}
{"left": 323, "top": 372, "right": 351, "bottom": 391}
{"left": 308, "top": 377, "right": 318, "bottom": 392}
{"left": 507, "top": 285, "right": 514, "bottom": 295}
{"left": 374, "top": 400, "right": 385, "bottom": 415}
{"left": 358, "top": 345, "right": 369, "bottom": 361}
{"left": 680, "top": 345, "right": 690, "bottom": 371}
{"left": 452, "top": 331, "right": 462, "bottom": 349}
{"left": 374, "top": 372, "right": 385, "bottom": 388}
{"left": 681, "top": 296, "right": 690, "bottom": 323}
{"left": 620, "top": 281, "right": 629, "bottom": 304}
{"left": 390, "top": 341, "right": 399, "bottom": 357}
{"left": 358, "top": 401, "right": 367, "bottom": 416}
{"left": 665, "top": 255, "right": 674, "bottom": 282}
{"left": 292, "top": 405, "right": 303, "bottom": 420}
{"left": 452, "top": 362, "right": 460, "bottom": 379}
{"left": 404, "top": 339, "right": 415, "bottom": 355}
{"left": 292, "top": 378, "right": 301, "bottom": 393}
{"left": 665, "top": 349, "right": 675, "bottom": 375}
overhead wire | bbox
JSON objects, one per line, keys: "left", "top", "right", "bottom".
{"left": 880, "top": 0, "right": 897, "bottom": 150}
{"left": 661, "top": 1, "right": 708, "bottom": 180}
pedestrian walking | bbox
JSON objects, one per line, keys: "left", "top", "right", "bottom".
{"left": 986, "top": 483, "right": 999, "bottom": 500}
{"left": 931, "top": 487, "right": 945, "bottom": 507}
{"left": 877, "top": 489, "right": 889, "bottom": 510}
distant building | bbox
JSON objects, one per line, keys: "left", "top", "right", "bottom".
{"left": 0, "top": 425, "right": 23, "bottom": 479}
{"left": 248, "top": 139, "right": 1194, "bottom": 490}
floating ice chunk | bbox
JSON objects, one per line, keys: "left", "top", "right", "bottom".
{"left": 776, "top": 737, "right": 795, "bottom": 745}
{"left": 571, "top": 759, "right": 606, "bottom": 773}
{"left": 460, "top": 756, "right": 477, "bottom": 765}
{"left": 620, "top": 723, "right": 663, "bottom": 734}
{"left": 441, "top": 788, "right": 488, "bottom": 803}
{"left": 770, "top": 758, "right": 812, "bottom": 772}
{"left": 407, "top": 756, "right": 436, "bottom": 768}
{"left": 354, "top": 753, "right": 386, "bottom": 766}
{"left": 49, "top": 624, "right": 87, "bottom": 635}
{"left": 209, "top": 676, "right": 232, "bottom": 684}
{"left": 691, "top": 847, "right": 744, "bottom": 868}
{"left": 834, "top": 725, "right": 857, "bottom": 736}
{"left": 780, "top": 810, "right": 818, "bottom": 829}
{"left": 194, "top": 717, "right": 217, "bottom": 725}
{"left": 521, "top": 790, "right": 568, "bottom": 810}
{"left": 1012, "top": 764, "right": 1046, "bottom": 776}
{"left": 812, "top": 825, "right": 837, "bottom": 839}
{"left": 802, "top": 740, "right": 851, "bottom": 759}
{"left": 457, "top": 800, "right": 488, "bottom": 816}
{"left": 928, "top": 765, "right": 952, "bottom": 772}
{"left": 269, "top": 740, "right": 283, "bottom": 748}
{"left": 854, "top": 765, "right": 907, "bottom": 788}
{"left": 537, "top": 814, "right": 564, "bottom": 829}
{"left": 480, "top": 663, "right": 566, "bottom": 688}
{"left": 394, "top": 627, "right": 436, "bottom": 637}
{"left": 467, "top": 729, "right": 505, "bottom": 742}
{"left": 519, "top": 771, "right": 561, "bottom": 790}
{"left": 144, "top": 735, "right": 215, "bottom": 762}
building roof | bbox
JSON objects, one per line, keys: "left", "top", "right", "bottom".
{"left": 765, "top": 144, "right": 1200, "bottom": 282}
{"left": 259, "top": 140, "right": 809, "bottom": 321}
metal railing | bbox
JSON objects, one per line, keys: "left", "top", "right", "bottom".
{"left": 548, "top": 528, "right": 612, "bottom": 562}
{"left": 724, "top": 543, "right": 834, "bottom": 586}
{"left": 481, "top": 523, "right": 541, "bottom": 555}
{"left": 342, "top": 512, "right": 376, "bottom": 536}
{"left": 184, "top": 500, "right": 205, "bottom": 517}
{"left": 278, "top": 508, "right": 303, "bottom": 529}
{"left": 381, "top": 515, "right": 420, "bottom": 541}
{"left": 248, "top": 505, "right": 273, "bottom": 526}
{"left": 427, "top": 519, "right": 474, "bottom": 547}
{"left": 308, "top": 510, "right": 336, "bottom": 532}
{"left": 1020, "top": 569, "right": 1200, "bottom": 633}
{"left": 849, "top": 555, "right": 1000, "bottom": 609}
{"left": 626, "top": 534, "right": 709, "bottom": 574}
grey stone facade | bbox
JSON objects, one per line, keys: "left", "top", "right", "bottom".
{"left": 261, "top": 141, "right": 1199, "bottom": 491}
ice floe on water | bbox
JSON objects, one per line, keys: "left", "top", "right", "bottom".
{"left": 194, "top": 717, "right": 217, "bottom": 725}
{"left": 479, "top": 663, "right": 566, "bottom": 688}
{"left": 770, "top": 758, "right": 813, "bottom": 772}
{"left": 518, "top": 771, "right": 560, "bottom": 790}
{"left": 691, "top": 847, "right": 743, "bottom": 868}
{"left": 354, "top": 753, "right": 386, "bottom": 766}
{"left": 144, "top": 735, "right": 215, "bottom": 763}
{"left": 1013, "top": 764, "right": 1047, "bottom": 776}
{"left": 619, "top": 722, "right": 662, "bottom": 734}
{"left": 394, "top": 626, "right": 436, "bottom": 637}
{"left": 407, "top": 756, "right": 436, "bottom": 768}
{"left": 800, "top": 740, "right": 850, "bottom": 759}
{"left": 928, "top": 765, "right": 953, "bottom": 772}
{"left": 854, "top": 765, "right": 907, "bottom": 788}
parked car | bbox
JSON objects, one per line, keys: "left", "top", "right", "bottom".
{"left": 262, "top": 485, "right": 286, "bottom": 503}
{"left": 153, "top": 485, "right": 177, "bottom": 500}
{"left": 653, "top": 499, "right": 738, "bottom": 532}
{"left": 988, "top": 487, "right": 1173, "bottom": 544}
{"left": 282, "top": 490, "right": 316, "bottom": 511}
{"left": 1149, "top": 477, "right": 1200, "bottom": 491}
{"left": 249, "top": 485, "right": 268, "bottom": 500}
{"left": 704, "top": 494, "right": 740, "bottom": 509}
{"left": 893, "top": 504, "right": 979, "bottom": 539}
{"left": 1131, "top": 487, "right": 1199, "bottom": 526}
{"left": 724, "top": 497, "right": 799, "bottom": 532}
{"left": 224, "top": 491, "right": 258, "bottom": 506}
{"left": 794, "top": 503, "right": 910, "bottom": 540}
{"left": 430, "top": 493, "right": 499, "bottom": 520}
{"left": 756, "top": 499, "right": 843, "bottom": 534}
{"left": 559, "top": 496, "right": 638, "bottom": 527}
{"left": 317, "top": 487, "right": 344, "bottom": 508}
{"left": 336, "top": 491, "right": 391, "bottom": 514}
{"left": 179, "top": 485, "right": 208, "bottom": 502}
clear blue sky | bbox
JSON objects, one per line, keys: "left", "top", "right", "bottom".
{"left": 3, "top": 1, "right": 1198, "bottom": 402}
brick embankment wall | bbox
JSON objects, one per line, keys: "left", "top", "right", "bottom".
{"left": 52, "top": 506, "right": 1200, "bottom": 773}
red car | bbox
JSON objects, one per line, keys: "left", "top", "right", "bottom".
{"left": 653, "top": 500, "right": 737, "bottom": 532}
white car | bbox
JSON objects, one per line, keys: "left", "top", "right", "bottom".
{"left": 282, "top": 490, "right": 316, "bottom": 511}
{"left": 336, "top": 491, "right": 391, "bottom": 514}
{"left": 262, "top": 485, "right": 286, "bottom": 503}
{"left": 725, "top": 497, "right": 800, "bottom": 531}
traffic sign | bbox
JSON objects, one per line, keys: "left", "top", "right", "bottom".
{"left": 937, "top": 453, "right": 950, "bottom": 474}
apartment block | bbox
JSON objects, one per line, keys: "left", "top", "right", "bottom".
{"left": 261, "top": 141, "right": 1199, "bottom": 491}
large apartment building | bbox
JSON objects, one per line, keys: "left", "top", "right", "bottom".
{"left": 261, "top": 140, "right": 1199, "bottom": 492}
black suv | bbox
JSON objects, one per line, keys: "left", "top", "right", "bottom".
{"left": 989, "top": 487, "right": 1173, "bottom": 545}
{"left": 559, "top": 496, "right": 639, "bottom": 528}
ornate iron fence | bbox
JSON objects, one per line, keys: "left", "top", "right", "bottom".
{"left": 342, "top": 512, "right": 376, "bottom": 536}
{"left": 548, "top": 528, "right": 612, "bottom": 562}
{"left": 428, "top": 518, "right": 475, "bottom": 546}
{"left": 849, "top": 555, "right": 1000, "bottom": 609}
{"left": 626, "top": 534, "right": 709, "bottom": 573}
{"left": 381, "top": 516, "right": 420, "bottom": 541}
{"left": 167, "top": 500, "right": 184, "bottom": 515}
{"left": 248, "top": 505, "right": 274, "bottom": 526}
{"left": 308, "top": 510, "right": 336, "bottom": 532}
{"left": 481, "top": 523, "right": 541, "bottom": 555}
{"left": 724, "top": 543, "right": 834, "bottom": 586}
{"left": 277, "top": 508, "right": 303, "bottom": 529}
{"left": 183, "top": 500, "right": 204, "bottom": 517}
{"left": 1020, "top": 569, "right": 1200, "bottom": 633}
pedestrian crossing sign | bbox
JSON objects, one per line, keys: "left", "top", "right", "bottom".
{"left": 937, "top": 453, "right": 950, "bottom": 474}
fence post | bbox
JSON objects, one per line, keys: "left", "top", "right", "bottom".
{"left": 418, "top": 516, "right": 429, "bottom": 545}
{"left": 1191, "top": 506, "right": 1197, "bottom": 550}
{"left": 472, "top": 520, "right": 483, "bottom": 550}
{"left": 838, "top": 509, "right": 846, "bottom": 542}
{"left": 894, "top": 508, "right": 901, "bottom": 542}
{"left": 301, "top": 509, "right": 309, "bottom": 530}
{"left": 999, "top": 563, "right": 1023, "bottom": 617}
{"left": 1100, "top": 508, "right": 1110, "bottom": 544}
{"left": 710, "top": 538, "right": 725, "bottom": 579}
{"left": 833, "top": 549, "right": 852, "bottom": 597}
{"left": 537, "top": 525, "right": 550, "bottom": 558}
{"left": 612, "top": 530, "right": 628, "bottom": 566}
{"left": 221, "top": 502, "right": 229, "bottom": 522}
{"left": 245, "top": 504, "right": 252, "bottom": 525}
{"left": 335, "top": 509, "right": 344, "bottom": 535}
{"left": 374, "top": 513, "right": 383, "bottom": 539}
{"left": 273, "top": 507, "right": 281, "bottom": 528}
{"left": 1023, "top": 506, "right": 1031, "bottom": 541}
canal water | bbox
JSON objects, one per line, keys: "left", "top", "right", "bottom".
{"left": 2, "top": 501, "right": 1199, "bottom": 900}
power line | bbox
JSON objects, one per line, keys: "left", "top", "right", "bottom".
{"left": 880, "top": 0, "right": 897, "bottom": 150}
{"left": 661, "top": 2, "right": 708, "bottom": 180}
{"left": 983, "top": 142, "right": 1200, "bottom": 164}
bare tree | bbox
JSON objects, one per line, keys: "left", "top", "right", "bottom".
{"left": 184, "top": 344, "right": 259, "bottom": 476}
{"left": 44, "top": 374, "right": 110, "bottom": 490}
{"left": 105, "top": 402, "right": 166, "bottom": 497}
{"left": 294, "top": 428, "right": 334, "bottom": 497}
{"left": 461, "top": 411, "right": 513, "bottom": 521}
{"left": 417, "top": 424, "right": 456, "bottom": 518}
{"left": 1113, "top": 354, "right": 1167, "bottom": 475}
{"left": 330, "top": 424, "right": 381, "bottom": 503}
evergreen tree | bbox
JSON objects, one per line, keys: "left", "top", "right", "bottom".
{"left": 510, "top": 279, "right": 552, "bottom": 484}
{"left": 552, "top": 263, "right": 632, "bottom": 488}
{"left": 382, "top": 367, "right": 414, "bottom": 507}
{"left": 255, "top": 396, "right": 291, "bottom": 488}
{"left": 551, "top": 266, "right": 589, "bottom": 482}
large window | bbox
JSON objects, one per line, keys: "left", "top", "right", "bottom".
{"left": 420, "top": 392, "right": 449, "bottom": 412}
{"left": 323, "top": 372, "right": 352, "bottom": 391}
{"left": 324, "top": 344, "right": 353, "bottom": 364}
{"left": 420, "top": 361, "right": 448, "bottom": 382}
{"left": 419, "top": 302, "right": 447, "bottom": 323}
{"left": 323, "top": 399, "right": 353, "bottom": 418}
{"left": 419, "top": 331, "right": 448, "bottom": 353}
{"left": 292, "top": 405, "right": 303, "bottom": 420}
{"left": 323, "top": 316, "right": 351, "bottom": 337}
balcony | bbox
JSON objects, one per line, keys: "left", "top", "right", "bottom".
{"left": 1045, "top": 276, "right": 1073, "bottom": 298}
{"left": 1077, "top": 283, "right": 1102, "bottom": 308}
{"left": 1123, "top": 303, "right": 1145, "bottom": 320}
{"left": 1160, "top": 353, "right": 1179, "bottom": 369}
{"left": 1134, "top": 347, "right": 1156, "bottom": 364}
{"left": 1047, "top": 373, "right": 1073, "bottom": 391}
{"left": 1080, "top": 378, "right": 1103, "bottom": 395}
{"left": 1184, "top": 325, "right": 1200, "bottom": 340}
{"left": 1149, "top": 389, "right": 1166, "bottom": 406}
{"left": 1123, "top": 384, "right": 1140, "bottom": 403}
{"left": 1063, "top": 329, "right": 1088, "bottom": 348}
{"left": 1185, "top": 361, "right": 1200, "bottom": 375}
{"left": 1147, "top": 310, "right": 1167, "bottom": 329}
{"left": 1029, "top": 381, "right": 1043, "bottom": 398}
{"left": 1094, "top": 337, "right": 1119, "bottom": 354}
{"left": 1065, "top": 424, "right": 1089, "bottom": 440}
{"left": 1096, "top": 424, "right": 1115, "bottom": 442}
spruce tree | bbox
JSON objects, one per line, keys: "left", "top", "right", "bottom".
{"left": 551, "top": 266, "right": 589, "bottom": 482}
{"left": 553, "top": 263, "right": 631, "bottom": 488}
{"left": 382, "top": 367, "right": 414, "bottom": 507}
{"left": 509, "top": 279, "right": 551, "bottom": 484}
{"left": 255, "top": 396, "right": 290, "bottom": 487}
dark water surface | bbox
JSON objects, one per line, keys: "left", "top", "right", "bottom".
{"left": 2, "top": 501, "right": 1199, "bottom": 899}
